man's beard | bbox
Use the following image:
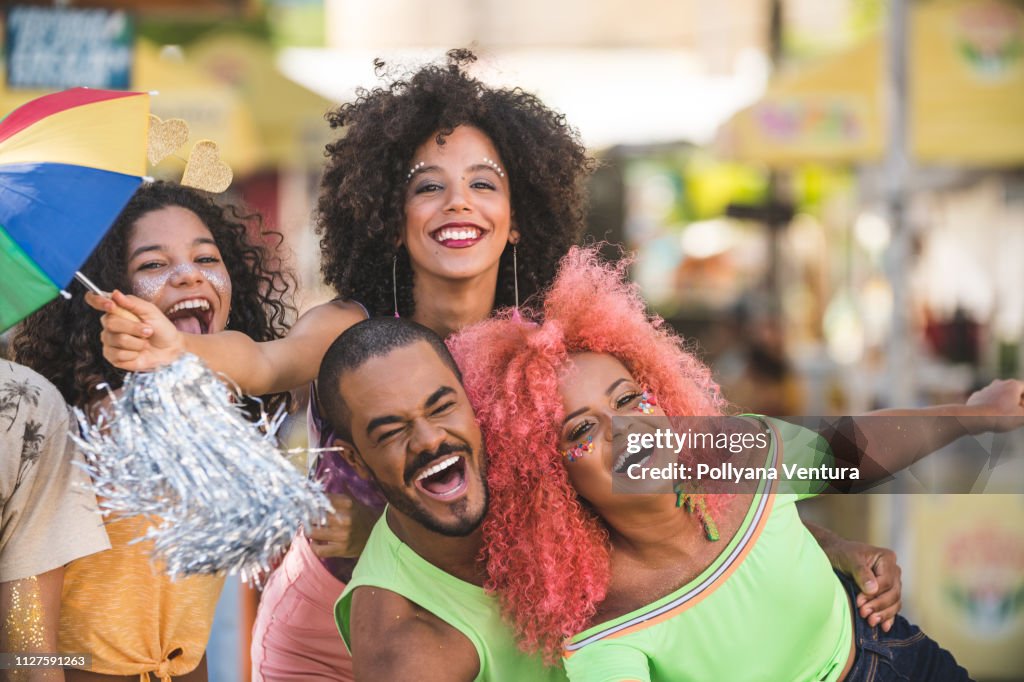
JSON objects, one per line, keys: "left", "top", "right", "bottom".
{"left": 372, "top": 441, "right": 489, "bottom": 537}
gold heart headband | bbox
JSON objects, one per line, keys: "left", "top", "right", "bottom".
{"left": 147, "top": 114, "right": 233, "bottom": 194}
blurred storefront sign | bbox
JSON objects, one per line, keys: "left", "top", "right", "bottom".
{"left": 1, "top": 34, "right": 334, "bottom": 176}
{"left": 5, "top": 5, "right": 133, "bottom": 90}
{"left": 722, "top": 0, "right": 1024, "bottom": 167}
{"left": 8, "top": 0, "right": 258, "bottom": 16}
{"left": 905, "top": 495, "right": 1024, "bottom": 677}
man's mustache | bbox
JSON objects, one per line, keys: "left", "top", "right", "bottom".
{"left": 404, "top": 441, "right": 473, "bottom": 486}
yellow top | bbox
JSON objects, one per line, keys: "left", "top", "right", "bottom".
{"left": 59, "top": 514, "right": 224, "bottom": 682}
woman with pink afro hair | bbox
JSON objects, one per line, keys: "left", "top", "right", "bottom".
{"left": 451, "top": 246, "right": 726, "bottom": 662}
{"left": 450, "top": 246, "right": 979, "bottom": 681}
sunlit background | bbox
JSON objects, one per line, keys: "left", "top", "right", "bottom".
{"left": 2, "top": 0, "right": 1023, "bottom": 678}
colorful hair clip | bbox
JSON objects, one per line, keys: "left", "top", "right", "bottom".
{"left": 562, "top": 435, "right": 594, "bottom": 462}
{"left": 637, "top": 389, "right": 658, "bottom": 415}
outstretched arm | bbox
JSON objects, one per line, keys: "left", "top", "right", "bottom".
{"left": 87, "top": 291, "right": 367, "bottom": 395}
{"left": 828, "top": 379, "right": 1024, "bottom": 482}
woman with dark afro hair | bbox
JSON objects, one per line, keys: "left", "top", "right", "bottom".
{"left": 88, "top": 50, "right": 594, "bottom": 680}
{"left": 13, "top": 180, "right": 294, "bottom": 682}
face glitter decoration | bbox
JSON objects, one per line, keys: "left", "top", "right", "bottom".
{"left": 132, "top": 262, "right": 198, "bottom": 300}
{"left": 636, "top": 389, "right": 658, "bottom": 415}
{"left": 2, "top": 576, "right": 46, "bottom": 656}
{"left": 481, "top": 156, "right": 505, "bottom": 178}
{"left": 402, "top": 126, "right": 514, "bottom": 286}
{"left": 126, "top": 206, "right": 232, "bottom": 335}
{"left": 202, "top": 267, "right": 230, "bottom": 299}
{"left": 407, "top": 160, "right": 426, "bottom": 181}
{"left": 562, "top": 435, "right": 595, "bottom": 463}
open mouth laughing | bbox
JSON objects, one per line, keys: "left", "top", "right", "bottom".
{"left": 413, "top": 454, "right": 469, "bottom": 500}
{"left": 165, "top": 297, "right": 214, "bottom": 335}
{"left": 613, "top": 445, "right": 654, "bottom": 474}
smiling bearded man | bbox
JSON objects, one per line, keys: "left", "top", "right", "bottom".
{"left": 317, "top": 317, "right": 565, "bottom": 682}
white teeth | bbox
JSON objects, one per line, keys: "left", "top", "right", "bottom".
{"left": 416, "top": 455, "right": 460, "bottom": 482}
{"left": 167, "top": 299, "right": 210, "bottom": 314}
{"left": 434, "top": 228, "right": 481, "bottom": 243}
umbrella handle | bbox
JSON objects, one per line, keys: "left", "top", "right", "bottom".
{"left": 75, "top": 271, "right": 142, "bottom": 323}
{"left": 107, "top": 301, "right": 143, "bottom": 323}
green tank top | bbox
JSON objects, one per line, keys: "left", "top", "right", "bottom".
{"left": 335, "top": 512, "right": 567, "bottom": 682}
{"left": 563, "top": 417, "right": 852, "bottom": 682}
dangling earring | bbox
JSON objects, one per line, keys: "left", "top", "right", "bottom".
{"left": 674, "top": 484, "right": 720, "bottom": 542}
{"left": 512, "top": 244, "right": 520, "bottom": 311}
{"left": 392, "top": 255, "right": 400, "bottom": 318}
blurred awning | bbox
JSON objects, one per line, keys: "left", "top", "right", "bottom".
{"left": 719, "top": 0, "right": 1024, "bottom": 167}
{"left": 133, "top": 39, "right": 262, "bottom": 176}
{"left": 278, "top": 47, "right": 769, "bottom": 149}
{"left": 189, "top": 34, "right": 336, "bottom": 168}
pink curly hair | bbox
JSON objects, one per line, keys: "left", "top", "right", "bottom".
{"left": 448, "top": 246, "right": 726, "bottom": 664}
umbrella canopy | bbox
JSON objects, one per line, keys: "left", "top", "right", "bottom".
{"left": 0, "top": 88, "right": 149, "bottom": 331}
{"left": 720, "top": 0, "right": 1024, "bottom": 167}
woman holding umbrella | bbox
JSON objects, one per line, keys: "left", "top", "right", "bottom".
{"left": 14, "top": 180, "right": 293, "bottom": 682}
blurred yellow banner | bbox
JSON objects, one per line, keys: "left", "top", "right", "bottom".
{"left": 723, "top": 0, "right": 1024, "bottom": 167}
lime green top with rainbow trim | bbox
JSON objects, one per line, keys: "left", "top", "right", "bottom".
{"left": 336, "top": 511, "right": 567, "bottom": 682}
{"left": 563, "top": 417, "right": 851, "bottom": 682}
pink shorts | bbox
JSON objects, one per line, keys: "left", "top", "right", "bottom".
{"left": 251, "top": 532, "right": 354, "bottom": 681}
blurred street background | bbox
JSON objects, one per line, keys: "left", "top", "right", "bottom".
{"left": 2, "top": 0, "right": 1023, "bottom": 678}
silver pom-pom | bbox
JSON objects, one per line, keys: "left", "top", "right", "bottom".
{"left": 72, "top": 354, "right": 332, "bottom": 584}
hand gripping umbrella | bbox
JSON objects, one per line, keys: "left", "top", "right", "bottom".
{"left": 0, "top": 88, "right": 149, "bottom": 332}
{"left": 0, "top": 90, "right": 332, "bottom": 581}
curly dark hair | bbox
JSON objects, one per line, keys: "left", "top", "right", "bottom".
{"left": 317, "top": 48, "right": 595, "bottom": 317}
{"left": 13, "top": 181, "right": 295, "bottom": 421}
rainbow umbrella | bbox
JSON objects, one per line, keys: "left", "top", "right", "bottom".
{"left": 0, "top": 88, "right": 149, "bottom": 332}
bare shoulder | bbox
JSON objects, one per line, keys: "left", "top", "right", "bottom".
{"left": 349, "top": 586, "right": 480, "bottom": 681}
{"left": 326, "top": 298, "right": 372, "bottom": 321}
{"left": 287, "top": 299, "right": 369, "bottom": 344}
{"left": 294, "top": 299, "right": 368, "bottom": 333}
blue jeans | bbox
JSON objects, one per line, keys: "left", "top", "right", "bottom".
{"left": 835, "top": 571, "right": 974, "bottom": 681}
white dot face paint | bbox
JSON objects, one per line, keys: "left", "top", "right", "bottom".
{"left": 402, "top": 125, "right": 514, "bottom": 285}
{"left": 126, "top": 206, "right": 232, "bottom": 335}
